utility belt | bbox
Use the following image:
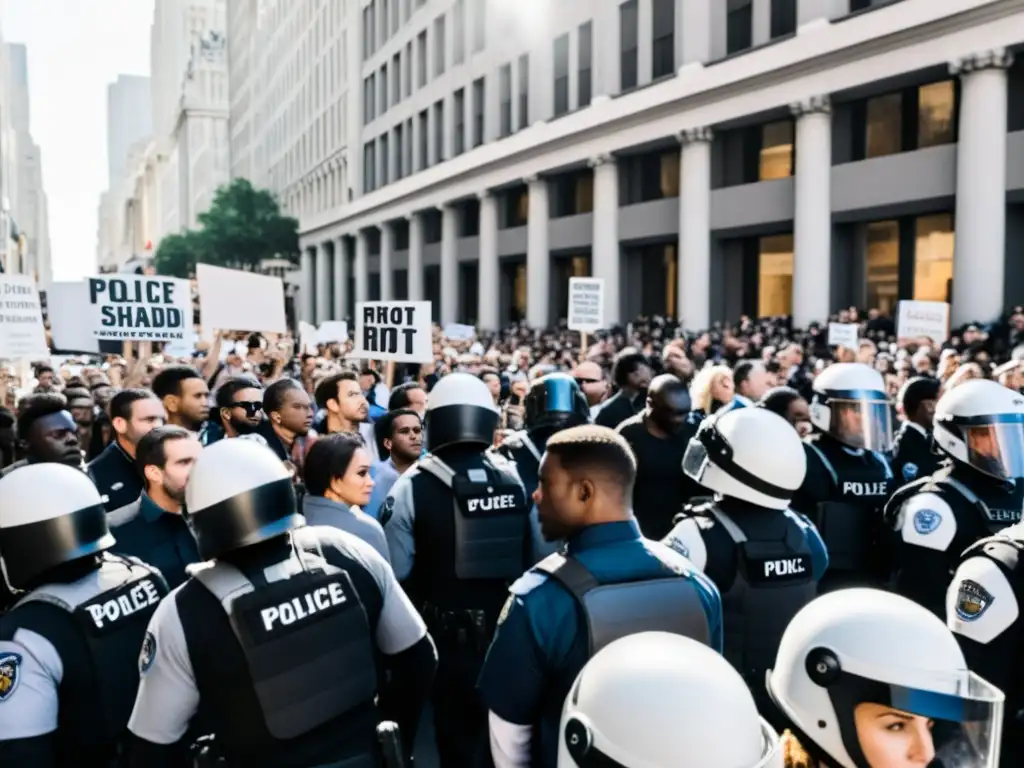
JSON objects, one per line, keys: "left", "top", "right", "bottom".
{"left": 421, "top": 602, "right": 491, "bottom": 654}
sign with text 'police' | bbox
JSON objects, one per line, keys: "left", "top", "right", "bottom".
{"left": 0, "top": 275, "right": 49, "bottom": 360}
{"left": 86, "top": 275, "right": 192, "bottom": 342}
{"left": 567, "top": 277, "right": 605, "bottom": 333}
{"left": 350, "top": 301, "right": 433, "bottom": 363}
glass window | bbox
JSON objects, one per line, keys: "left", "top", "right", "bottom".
{"left": 553, "top": 34, "right": 570, "bottom": 117}
{"left": 652, "top": 0, "right": 674, "bottom": 79}
{"left": 578, "top": 21, "right": 593, "bottom": 108}
{"left": 453, "top": 0, "right": 465, "bottom": 65}
{"left": 416, "top": 31, "right": 427, "bottom": 87}
{"left": 760, "top": 120, "right": 794, "bottom": 180}
{"left": 660, "top": 150, "right": 680, "bottom": 197}
{"left": 664, "top": 245, "right": 678, "bottom": 318}
{"left": 866, "top": 92, "right": 902, "bottom": 158}
{"left": 514, "top": 263, "right": 527, "bottom": 319}
{"left": 499, "top": 63, "right": 512, "bottom": 137}
{"left": 576, "top": 174, "right": 594, "bottom": 213}
{"left": 380, "top": 133, "right": 389, "bottom": 186}
{"left": 518, "top": 54, "right": 529, "bottom": 130}
{"left": 472, "top": 0, "right": 485, "bottom": 52}
{"left": 404, "top": 43, "right": 412, "bottom": 97}
{"left": 363, "top": 142, "right": 376, "bottom": 192}
{"left": 865, "top": 220, "right": 899, "bottom": 315}
{"left": 620, "top": 0, "right": 639, "bottom": 90}
{"left": 418, "top": 109, "right": 429, "bottom": 168}
{"left": 472, "top": 77, "right": 485, "bottom": 147}
{"left": 758, "top": 234, "right": 794, "bottom": 317}
{"left": 379, "top": 64, "right": 388, "bottom": 115}
{"left": 381, "top": 0, "right": 388, "bottom": 42}
{"left": 433, "top": 16, "right": 445, "bottom": 77}
{"left": 770, "top": 0, "right": 797, "bottom": 38}
{"left": 433, "top": 100, "right": 444, "bottom": 163}
{"left": 391, "top": 53, "right": 401, "bottom": 106}
{"left": 727, "top": 0, "right": 753, "bottom": 55}
{"left": 918, "top": 80, "right": 956, "bottom": 148}
{"left": 913, "top": 213, "right": 954, "bottom": 303}
{"left": 453, "top": 88, "right": 465, "bottom": 156}
{"left": 394, "top": 123, "right": 404, "bottom": 178}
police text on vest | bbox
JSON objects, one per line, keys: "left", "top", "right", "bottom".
{"left": 467, "top": 495, "right": 517, "bottom": 513}
{"left": 86, "top": 579, "right": 162, "bottom": 629}
{"left": 764, "top": 558, "right": 807, "bottom": 578}
{"left": 841, "top": 481, "right": 889, "bottom": 496}
{"left": 260, "top": 582, "right": 347, "bottom": 631}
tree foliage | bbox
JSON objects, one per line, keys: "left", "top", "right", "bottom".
{"left": 152, "top": 178, "right": 300, "bottom": 278}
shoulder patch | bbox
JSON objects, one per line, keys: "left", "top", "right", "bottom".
{"left": 139, "top": 631, "right": 157, "bottom": 674}
{"left": 380, "top": 496, "right": 396, "bottom": 527}
{"left": 954, "top": 580, "right": 994, "bottom": 622}
{"left": 902, "top": 462, "right": 919, "bottom": 482}
{"left": 913, "top": 508, "right": 942, "bottom": 535}
{"left": 947, "top": 556, "right": 1020, "bottom": 645}
{"left": 509, "top": 570, "right": 550, "bottom": 597}
{"left": 662, "top": 518, "right": 708, "bottom": 572}
{"left": 899, "top": 492, "right": 957, "bottom": 553}
{"left": 0, "top": 652, "right": 22, "bottom": 701}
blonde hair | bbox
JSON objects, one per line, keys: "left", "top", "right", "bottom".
{"left": 782, "top": 731, "right": 818, "bottom": 768}
{"left": 689, "top": 364, "right": 733, "bottom": 414}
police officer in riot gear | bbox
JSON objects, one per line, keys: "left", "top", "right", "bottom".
{"left": 664, "top": 407, "right": 827, "bottom": 721}
{"left": 790, "top": 362, "right": 895, "bottom": 592}
{"left": 383, "top": 372, "right": 531, "bottom": 767}
{"left": 492, "top": 372, "right": 590, "bottom": 562}
{"left": 477, "top": 425, "right": 722, "bottom": 768}
{"left": 947, "top": 520, "right": 1024, "bottom": 765}
{"left": 0, "top": 463, "right": 169, "bottom": 766}
{"left": 126, "top": 439, "right": 435, "bottom": 767}
{"left": 888, "top": 378, "right": 1024, "bottom": 618}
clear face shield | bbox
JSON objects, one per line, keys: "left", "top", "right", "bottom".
{"left": 959, "top": 413, "right": 1024, "bottom": 481}
{"left": 825, "top": 389, "right": 893, "bottom": 452}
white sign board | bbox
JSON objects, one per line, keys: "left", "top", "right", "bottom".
{"left": 568, "top": 277, "right": 605, "bottom": 333}
{"left": 299, "top": 321, "right": 319, "bottom": 355}
{"left": 350, "top": 301, "right": 433, "bottom": 362}
{"left": 897, "top": 300, "right": 950, "bottom": 344}
{"left": 84, "top": 274, "right": 192, "bottom": 343}
{"left": 443, "top": 323, "right": 475, "bottom": 340}
{"left": 827, "top": 323, "right": 859, "bottom": 351}
{"left": 196, "top": 263, "right": 287, "bottom": 335}
{"left": 0, "top": 275, "right": 49, "bottom": 360}
{"left": 317, "top": 321, "right": 349, "bottom": 344}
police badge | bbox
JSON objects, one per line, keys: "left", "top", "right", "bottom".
{"left": 0, "top": 652, "right": 22, "bottom": 701}
{"left": 139, "top": 632, "right": 157, "bottom": 674}
{"left": 955, "top": 579, "right": 994, "bottom": 622}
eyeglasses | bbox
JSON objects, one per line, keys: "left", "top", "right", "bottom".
{"left": 575, "top": 378, "right": 600, "bottom": 386}
{"left": 232, "top": 401, "right": 264, "bottom": 417}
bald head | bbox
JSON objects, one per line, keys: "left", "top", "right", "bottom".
{"left": 573, "top": 361, "right": 602, "bottom": 380}
{"left": 646, "top": 374, "right": 690, "bottom": 434}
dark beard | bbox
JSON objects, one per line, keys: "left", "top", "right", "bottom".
{"left": 230, "top": 417, "right": 259, "bottom": 435}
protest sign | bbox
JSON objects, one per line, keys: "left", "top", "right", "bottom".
{"left": 299, "top": 321, "right": 319, "bottom": 355}
{"left": 196, "top": 264, "right": 287, "bottom": 336}
{"left": 827, "top": 323, "right": 859, "bottom": 351}
{"left": 85, "top": 275, "right": 192, "bottom": 343}
{"left": 897, "top": 300, "right": 949, "bottom": 344}
{"left": 443, "top": 323, "right": 475, "bottom": 340}
{"left": 317, "top": 321, "right": 349, "bottom": 344}
{"left": 350, "top": 301, "right": 432, "bottom": 362}
{"left": 568, "top": 277, "right": 605, "bottom": 333}
{"left": 0, "top": 275, "right": 49, "bottom": 360}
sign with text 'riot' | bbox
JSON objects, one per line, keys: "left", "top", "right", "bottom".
{"left": 567, "top": 277, "right": 605, "bottom": 333}
{"left": 351, "top": 301, "right": 433, "bottom": 362}
{"left": 85, "top": 275, "right": 192, "bottom": 343}
{"left": 0, "top": 275, "right": 49, "bottom": 360}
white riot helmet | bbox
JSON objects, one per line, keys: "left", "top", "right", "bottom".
{"left": 933, "top": 379, "right": 1024, "bottom": 481}
{"left": 809, "top": 363, "right": 893, "bottom": 452}
{"left": 424, "top": 372, "right": 500, "bottom": 451}
{"left": 683, "top": 407, "right": 806, "bottom": 510}
{"left": 0, "top": 463, "right": 115, "bottom": 589}
{"left": 559, "top": 632, "right": 782, "bottom": 768}
{"left": 184, "top": 438, "right": 303, "bottom": 561}
{"left": 767, "top": 589, "right": 1004, "bottom": 768}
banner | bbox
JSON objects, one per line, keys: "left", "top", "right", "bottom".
{"left": 350, "top": 301, "right": 433, "bottom": 362}
{"left": 0, "top": 275, "right": 49, "bottom": 360}
{"left": 86, "top": 275, "right": 192, "bottom": 342}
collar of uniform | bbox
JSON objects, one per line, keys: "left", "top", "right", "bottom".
{"left": 140, "top": 492, "right": 174, "bottom": 523}
{"left": 303, "top": 494, "right": 354, "bottom": 515}
{"left": 566, "top": 519, "right": 642, "bottom": 554}
{"left": 904, "top": 420, "right": 928, "bottom": 438}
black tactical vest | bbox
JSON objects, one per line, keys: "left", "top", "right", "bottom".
{"left": 11, "top": 554, "right": 168, "bottom": 755}
{"left": 694, "top": 503, "right": 816, "bottom": 694}
{"left": 533, "top": 552, "right": 711, "bottom": 655}
{"left": 887, "top": 468, "right": 1022, "bottom": 538}
{"left": 191, "top": 541, "right": 378, "bottom": 752}
{"left": 807, "top": 441, "right": 893, "bottom": 571}
{"left": 417, "top": 452, "right": 529, "bottom": 580}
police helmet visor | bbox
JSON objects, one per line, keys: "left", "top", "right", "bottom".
{"left": 826, "top": 389, "right": 893, "bottom": 452}
{"left": 959, "top": 413, "right": 1024, "bottom": 481}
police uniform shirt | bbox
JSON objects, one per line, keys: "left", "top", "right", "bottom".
{"left": 109, "top": 494, "right": 201, "bottom": 590}
{"left": 0, "top": 555, "right": 168, "bottom": 765}
{"left": 87, "top": 441, "right": 144, "bottom": 515}
{"left": 891, "top": 421, "right": 940, "bottom": 486}
{"left": 127, "top": 525, "right": 427, "bottom": 765}
{"left": 476, "top": 520, "right": 723, "bottom": 768}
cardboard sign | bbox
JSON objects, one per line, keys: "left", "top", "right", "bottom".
{"left": 85, "top": 275, "right": 191, "bottom": 343}
{"left": 196, "top": 264, "right": 287, "bottom": 336}
{"left": 317, "top": 321, "right": 349, "bottom": 344}
{"left": 443, "top": 323, "right": 475, "bottom": 340}
{"left": 350, "top": 301, "right": 432, "bottom": 362}
{"left": 897, "top": 300, "right": 950, "bottom": 344}
{"left": 0, "top": 275, "right": 49, "bottom": 360}
{"left": 827, "top": 323, "right": 859, "bottom": 351}
{"left": 568, "top": 277, "right": 605, "bottom": 333}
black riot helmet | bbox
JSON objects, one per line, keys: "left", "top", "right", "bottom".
{"left": 524, "top": 373, "right": 591, "bottom": 433}
{"left": 424, "top": 372, "right": 500, "bottom": 452}
{"left": 184, "top": 438, "right": 304, "bottom": 561}
{"left": 0, "top": 463, "right": 115, "bottom": 590}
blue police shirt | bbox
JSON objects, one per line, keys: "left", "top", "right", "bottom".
{"left": 108, "top": 494, "right": 201, "bottom": 589}
{"left": 365, "top": 458, "right": 401, "bottom": 520}
{"left": 477, "top": 519, "right": 723, "bottom": 767}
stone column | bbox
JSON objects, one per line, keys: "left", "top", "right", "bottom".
{"left": 790, "top": 95, "right": 832, "bottom": 329}
{"left": 300, "top": 246, "right": 315, "bottom": 323}
{"left": 407, "top": 212, "right": 425, "bottom": 300}
{"left": 333, "top": 237, "right": 349, "bottom": 321}
{"left": 678, "top": 127, "right": 713, "bottom": 331}
{"left": 439, "top": 204, "right": 458, "bottom": 325}
{"left": 314, "top": 241, "right": 331, "bottom": 324}
{"left": 379, "top": 221, "right": 394, "bottom": 301}
{"left": 477, "top": 191, "right": 500, "bottom": 331}
{"left": 589, "top": 155, "right": 620, "bottom": 326}
{"left": 951, "top": 49, "right": 1013, "bottom": 326}
{"left": 525, "top": 175, "right": 551, "bottom": 328}
{"left": 354, "top": 229, "right": 369, "bottom": 304}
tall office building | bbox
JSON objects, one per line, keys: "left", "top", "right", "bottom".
{"left": 107, "top": 75, "right": 152, "bottom": 188}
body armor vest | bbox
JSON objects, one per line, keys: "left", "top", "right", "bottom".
{"left": 533, "top": 552, "right": 710, "bottom": 655}
{"left": 694, "top": 503, "right": 816, "bottom": 696}
{"left": 807, "top": 442, "right": 892, "bottom": 572}
{"left": 416, "top": 452, "right": 529, "bottom": 580}
{"left": 11, "top": 553, "right": 168, "bottom": 756}
{"left": 191, "top": 536, "right": 378, "bottom": 751}
{"left": 887, "top": 468, "right": 1019, "bottom": 537}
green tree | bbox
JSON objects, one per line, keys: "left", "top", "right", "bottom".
{"left": 153, "top": 231, "right": 208, "bottom": 279}
{"left": 197, "top": 178, "right": 300, "bottom": 270}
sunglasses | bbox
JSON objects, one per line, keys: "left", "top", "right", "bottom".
{"left": 575, "top": 378, "right": 600, "bottom": 386}
{"left": 232, "top": 400, "right": 264, "bottom": 417}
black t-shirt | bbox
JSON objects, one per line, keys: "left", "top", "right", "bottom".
{"left": 616, "top": 414, "right": 692, "bottom": 539}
